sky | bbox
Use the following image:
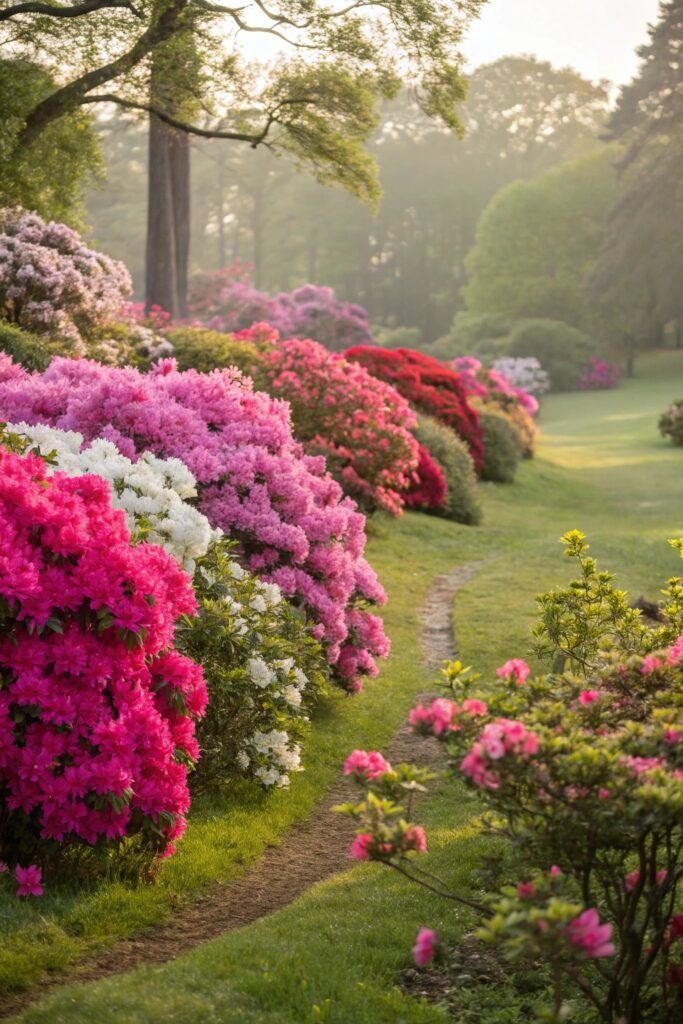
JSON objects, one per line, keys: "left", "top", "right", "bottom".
{"left": 463, "top": 0, "right": 662, "bottom": 86}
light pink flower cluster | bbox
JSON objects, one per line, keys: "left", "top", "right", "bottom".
{"left": 349, "top": 824, "right": 427, "bottom": 860}
{"left": 453, "top": 356, "right": 540, "bottom": 417}
{"left": 566, "top": 908, "right": 615, "bottom": 958}
{"left": 668, "top": 636, "right": 683, "bottom": 666}
{"left": 0, "top": 209, "right": 131, "bottom": 347}
{"left": 460, "top": 719, "right": 539, "bottom": 790}
{"left": 343, "top": 749, "right": 391, "bottom": 781}
{"left": 413, "top": 927, "right": 438, "bottom": 966}
{"left": 0, "top": 445, "right": 206, "bottom": 861}
{"left": 257, "top": 335, "right": 419, "bottom": 516}
{"left": 496, "top": 658, "right": 531, "bottom": 685}
{"left": 409, "top": 697, "right": 488, "bottom": 737}
{"left": 0, "top": 356, "right": 388, "bottom": 690}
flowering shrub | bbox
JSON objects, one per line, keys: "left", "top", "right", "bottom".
{"left": 0, "top": 435, "right": 206, "bottom": 870}
{"left": 0, "top": 209, "right": 131, "bottom": 348}
{"left": 579, "top": 356, "right": 622, "bottom": 390}
{"left": 491, "top": 356, "right": 550, "bottom": 397}
{"left": 403, "top": 445, "right": 446, "bottom": 511}
{"left": 409, "top": 414, "right": 482, "bottom": 525}
{"left": 189, "top": 266, "right": 374, "bottom": 350}
{"left": 452, "top": 355, "right": 537, "bottom": 457}
{"left": 345, "top": 347, "right": 485, "bottom": 472}
{"left": 178, "top": 539, "right": 327, "bottom": 791}
{"left": 659, "top": 400, "right": 683, "bottom": 446}
{"left": 0, "top": 356, "right": 388, "bottom": 691}
{"left": 255, "top": 336, "right": 419, "bottom": 516}
{"left": 339, "top": 532, "right": 683, "bottom": 1022}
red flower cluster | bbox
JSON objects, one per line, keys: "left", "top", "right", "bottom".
{"left": 403, "top": 445, "right": 446, "bottom": 511}
{"left": 345, "top": 347, "right": 485, "bottom": 471}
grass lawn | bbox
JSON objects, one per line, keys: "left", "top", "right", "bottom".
{"left": 8, "top": 350, "right": 683, "bottom": 1022}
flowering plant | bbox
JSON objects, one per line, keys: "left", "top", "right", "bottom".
{"left": 452, "top": 355, "right": 537, "bottom": 457}
{"left": 0, "top": 209, "right": 131, "bottom": 349}
{"left": 491, "top": 357, "right": 551, "bottom": 398}
{"left": 254, "top": 335, "right": 419, "bottom": 516}
{"left": 403, "top": 445, "right": 446, "bottom": 511}
{"left": 659, "top": 400, "right": 683, "bottom": 447}
{"left": 0, "top": 433, "right": 206, "bottom": 871}
{"left": 0, "top": 356, "right": 388, "bottom": 691}
{"left": 346, "top": 347, "right": 485, "bottom": 471}
{"left": 339, "top": 533, "right": 683, "bottom": 1022}
{"left": 578, "top": 357, "right": 622, "bottom": 391}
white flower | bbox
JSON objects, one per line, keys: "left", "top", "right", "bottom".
{"left": 247, "top": 657, "right": 276, "bottom": 689}
{"left": 284, "top": 685, "right": 302, "bottom": 707}
{"left": 249, "top": 595, "right": 267, "bottom": 613}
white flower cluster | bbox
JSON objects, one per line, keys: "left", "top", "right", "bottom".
{"left": 492, "top": 357, "right": 551, "bottom": 395}
{"left": 7, "top": 422, "right": 219, "bottom": 573}
{"left": 251, "top": 729, "right": 302, "bottom": 787}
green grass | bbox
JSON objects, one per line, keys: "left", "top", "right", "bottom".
{"left": 10, "top": 350, "right": 683, "bottom": 1022}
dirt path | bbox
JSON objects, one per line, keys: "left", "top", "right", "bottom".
{"left": 2, "top": 562, "right": 477, "bottom": 1021}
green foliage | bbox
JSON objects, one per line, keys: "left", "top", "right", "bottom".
{"left": 0, "top": 323, "right": 54, "bottom": 372}
{"left": 479, "top": 411, "right": 522, "bottom": 484}
{"left": 414, "top": 414, "right": 482, "bottom": 525}
{"left": 166, "top": 327, "right": 264, "bottom": 376}
{"left": 464, "top": 149, "right": 619, "bottom": 331}
{"left": 0, "top": 59, "right": 101, "bottom": 225}
{"left": 177, "top": 540, "right": 328, "bottom": 793}
{"left": 433, "top": 311, "right": 512, "bottom": 362}
{"left": 506, "top": 319, "right": 597, "bottom": 392}
{"left": 659, "top": 401, "right": 683, "bottom": 447}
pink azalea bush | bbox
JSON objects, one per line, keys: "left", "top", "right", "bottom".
{"left": 578, "top": 356, "right": 622, "bottom": 391}
{"left": 0, "top": 438, "right": 206, "bottom": 871}
{"left": 0, "top": 355, "right": 388, "bottom": 690}
{"left": 0, "top": 209, "right": 132, "bottom": 349}
{"left": 253, "top": 334, "right": 419, "bottom": 516}
{"left": 339, "top": 532, "right": 683, "bottom": 1020}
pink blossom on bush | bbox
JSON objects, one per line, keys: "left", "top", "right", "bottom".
{"left": 405, "top": 825, "right": 427, "bottom": 853}
{"left": 668, "top": 636, "right": 683, "bottom": 666}
{"left": 567, "top": 908, "right": 615, "bottom": 958}
{"left": 0, "top": 356, "right": 387, "bottom": 690}
{"left": 0, "top": 209, "right": 131, "bottom": 347}
{"left": 344, "top": 750, "right": 391, "bottom": 781}
{"left": 14, "top": 864, "right": 43, "bottom": 897}
{"left": 578, "top": 357, "right": 621, "bottom": 391}
{"left": 578, "top": 690, "right": 600, "bottom": 705}
{"left": 461, "top": 719, "right": 539, "bottom": 789}
{"left": 517, "top": 881, "right": 535, "bottom": 898}
{"left": 462, "top": 698, "right": 488, "bottom": 717}
{"left": 496, "top": 659, "right": 530, "bottom": 685}
{"left": 0, "top": 445, "right": 205, "bottom": 865}
{"left": 641, "top": 655, "right": 663, "bottom": 675}
{"left": 349, "top": 833, "right": 374, "bottom": 860}
{"left": 412, "top": 927, "right": 438, "bottom": 966}
{"left": 409, "top": 698, "right": 459, "bottom": 736}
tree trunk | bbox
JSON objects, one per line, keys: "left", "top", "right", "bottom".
{"left": 146, "top": 113, "right": 180, "bottom": 317}
{"left": 170, "top": 128, "right": 190, "bottom": 317}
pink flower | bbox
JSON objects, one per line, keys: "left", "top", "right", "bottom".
{"left": 412, "top": 927, "right": 438, "bottom": 967}
{"left": 343, "top": 749, "right": 391, "bottom": 781}
{"left": 668, "top": 636, "right": 683, "bottom": 666}
{"left": 496, "top": 659, "right": 530, "bottom": 685}
{"left": 567, "top": 909, "right": 615, "bottom": 958}
{"left": 15, "top": 864, "right": 43, "bottom": 897}
{"left": 625, "top": 870, "right": 640, "bottom": 892}
{"left": 578, "top": 690, "right": 600, "bottom": 705}
{"left": 349, "top": 833, "right": 374, "bottom": 860}
{"left": 641, "top": 655, "right": 662, "bottom": 675}
{"left": 657, "top": 869, "right": 668, "bottom": 886}
{"left": 598, "top": 788, "right": 611, "bottom": 800}
{"left": 517, "top": 882, "right": 535, "bottom": 898}
{"left": 462, "top": 698, "right": 488, "bottom": 717}
{"left": 408, "top": 698, "right": 459, "bottom": 736}
{"left": 550, "top": 865, "right": 561, "bottom": 877}
{"left": 0, "top": 861, "right": 7, "bottom": 873}
{"left": 405, "top": 825, "right": 427, "bottom": 853}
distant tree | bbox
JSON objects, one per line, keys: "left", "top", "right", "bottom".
{"left": 588, "top": 0, "right": 683, "bottom": 372}
{"left": 463, "top": 148, "right": 619, "bottom": 329}
{"left": 1, "top": 0, "right": 487, "bottom": 316}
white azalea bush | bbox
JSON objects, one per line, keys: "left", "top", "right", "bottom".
{"left": 492, "top": 357, "right": 551, "bottom": 396}
{"left": 3, "top": 422, "right": 327, "bottom": 790}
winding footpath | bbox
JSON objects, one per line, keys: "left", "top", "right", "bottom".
{"left": 2, "top": 563, "right": 477, "bottom": 1022}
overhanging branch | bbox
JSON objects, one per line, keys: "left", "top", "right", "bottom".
{"left": 0, "top": 0, "right": 136, "bottom": 20}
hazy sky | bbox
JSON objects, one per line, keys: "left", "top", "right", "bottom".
{"left": 463, "top": 0, "right": 662, "bottom": 85}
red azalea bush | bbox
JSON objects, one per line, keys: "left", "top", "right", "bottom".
{"left": 0, "top": 438, "right": 206, "bottom": 870}
{"left": 403, "top": 445, "right": 447, "bottom": 511}
{"left": 340, "top": 533, "right": 683, "bottom": 1022}
{"left": 253, "top": 334, "right": 420, "bottom": 516}
{"left": 345, "top": 347, "right": 485, "bottom": 472}
{"left": 0, "top": 354, "right": 388, "bottom": 691}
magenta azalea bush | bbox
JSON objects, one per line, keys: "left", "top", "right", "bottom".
{"left": 339, "top": 532, "right": 683, "bottom": 1022}
{"left": 0, "top": 209, "right": 132, "bottom": 349}
{"left": 579, "top": 356, "right": 622, "bottom": 390}
{"left": 189, "top": 266, "right": 374, "bottom": 351}
{"left": 0, "top": 437, "right": 206, "bottom": 869}
{"left": 255, "top": 334, "right": 419, "bottom": 516}
{"left": 0, "top": 354, "right": 388, "bottom": 691}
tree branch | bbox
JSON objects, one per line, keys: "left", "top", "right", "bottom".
{"left": 0, "top": 0, "right": 136, "bottom": 20}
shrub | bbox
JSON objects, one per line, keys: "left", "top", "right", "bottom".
{"left": 507, "top": 318, "right": 597, "bottom": 392}
{"left": 0, "top": 356, "right": 388, "bottom": 692}
{"left": 255, "top": 335, "right": 419, "bottom": 516}
{"left": 452, "top": 356, "right": 538, "bottom": 457}
{"left": 340, "top": 533, "right": 683, "bottom": 1022}
{"left": 403, "top": 445, "right": 446, "bottom": 512}
{"left": 0, "top": 322, "right": 54, "bottom": 371}
{"left": 10, "top": 421, "right": 326, "bottom": 791}
{"left": 478, "top": 410, "right": 523, "bottom": 483}
{"left": 345, "top": 346, "right": 485, "bottom": 472}
{"left": 491, "top": 356, "right": 551, "bottom": 397}
{"left": 166, "top": 326, "right": 264, "bottom": 376}
{"left": 579, "top": 356, "right": 622, "bottom": 390}
{"left": 659, "top": 401, "right": 683, "bottom": 446}
{"left": 410, "top": 414, "right": 482, "bottom": 525}
{"left": 179, "top": 539, "right": 327, "bottom": 792}
{"left": 0, "top": 433, "right": 206, "bottom": 870}
{"left": 434, "top": 311, "right": 512, "bottom": 362}
{"left": 0, "top": 209, "right": 131, "bottom": 348}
